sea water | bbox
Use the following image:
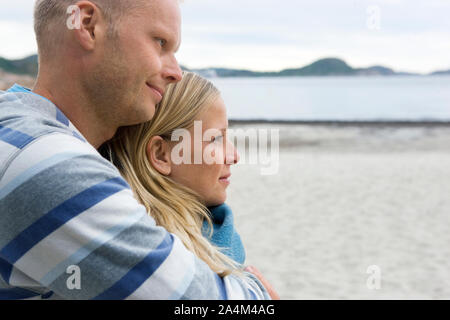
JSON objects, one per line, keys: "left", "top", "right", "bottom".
{"left": 210, "top": 76, "right": 450, "bottom": 121}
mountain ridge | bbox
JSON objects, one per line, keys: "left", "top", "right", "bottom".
{"left": 185, "top": 58, "right": 442, "bottom": 77}
{"left": 0, "top": 54, "right": 448, "bottom": 78}
{"left": 0, "top": 55, "right": 38, "bottom": 76}
{"left": 431, "top": 69, "right": 450, "bottom": 76}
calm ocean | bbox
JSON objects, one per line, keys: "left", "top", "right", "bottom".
{"left": 210, "top": 76, "right": 450, "bottom": 122}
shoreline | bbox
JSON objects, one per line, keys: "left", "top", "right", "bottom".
{"left": 229, "top": 119, "right": 450, "bottom": 127}
{"left": 228, "top": 120, "right": 450, "bottom": 153}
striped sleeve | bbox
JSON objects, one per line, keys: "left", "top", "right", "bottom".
{"left": 0, "top": 132, "right": 270, "bottom": 300}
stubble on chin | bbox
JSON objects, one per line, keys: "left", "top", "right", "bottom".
{"left": 83, "top": 40, "right": 147, "bottom": 128}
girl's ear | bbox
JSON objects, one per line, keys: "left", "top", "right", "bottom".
{"left": 146, "top": 136, "right": 172, "bottom": 176}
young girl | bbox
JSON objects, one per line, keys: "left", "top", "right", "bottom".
{"left": 102, "top": 72, "right": 244, "bottom": 276}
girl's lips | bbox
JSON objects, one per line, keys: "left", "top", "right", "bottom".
{"left": 219, "top": 178, "right": 230, "bottom": 186}
{"left": 219, "top": 175, "right": 231, "bottom": 185}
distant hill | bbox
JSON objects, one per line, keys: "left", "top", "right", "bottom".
{"left": 190, "top": 67, "right": 264, "bottom": 78}
{"left": 0, "top": 55, "right": 38, "bottom": 76}
{"left": 1, "top": 54, "right": 447, "bottom": 78}
{"left": 191, "top": 58, "right": 419, "bottom": 78}
{"left": 431, "top": 69, "right": 450, "bottom": 76}
{"left": 279, "top": 58, "right": 355, "bottom": 76}
{"left": 355, "top": 65, "right": 396, "bottom": 76}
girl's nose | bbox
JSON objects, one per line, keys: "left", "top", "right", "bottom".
{"left": 225, "top": 140, "right": 240, "bottom": 165}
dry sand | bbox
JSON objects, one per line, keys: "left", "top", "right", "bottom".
{"left": 227, "top": 122, "right": 450, "bottom": 299}
{"left": 0, "top": 72, "right": 35, "bottom": 91}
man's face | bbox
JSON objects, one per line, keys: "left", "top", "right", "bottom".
{"left": 87, "top": 0, "right": 182, "bottom": 127}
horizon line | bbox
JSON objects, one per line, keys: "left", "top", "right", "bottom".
{"left": 1, "top": 53, "right": 449, "bottom": 75}
{"left": 179, "top": 56, "right": 449, "bottom": 75}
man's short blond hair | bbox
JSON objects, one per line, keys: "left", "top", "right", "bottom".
{"left": 34, "top": 0, "right": 144, "bottom": 58}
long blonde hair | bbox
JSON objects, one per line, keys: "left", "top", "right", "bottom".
{"left": 103, "top": 72, "right": 239, "bottom": 276}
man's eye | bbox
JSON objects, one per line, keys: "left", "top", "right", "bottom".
{"left": 212, "top": 135, "right": 224, "bottom": 143}
{"left": 156, "top": 38, "right": 167, "bottom": 47}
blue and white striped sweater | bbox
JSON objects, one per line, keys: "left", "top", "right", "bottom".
{"left": 0, "top": 84, "right": 270, "bottom": 300}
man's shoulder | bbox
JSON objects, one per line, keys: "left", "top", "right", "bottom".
{"left": 0, "top": 89, "right": 76, "bottom": 143}
{"left": 0, "top": 90, "right": 117, "bottom": 184}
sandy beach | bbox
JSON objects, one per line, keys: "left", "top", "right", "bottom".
{"left": 227, "top": 121, "right": 450, "bottom": 299}
{"left": 0, "top": 72, "right": 35, "bottom": 91}
{"left": 2, "top": 77, "right": 450, "bottom": 299}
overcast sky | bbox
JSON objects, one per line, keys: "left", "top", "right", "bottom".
{"left": 1, "top": 0, "right": 449, "bottom": 73}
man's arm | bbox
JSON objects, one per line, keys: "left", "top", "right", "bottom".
{"left": 0, "top": 133, "right": 270, "bottom": 300}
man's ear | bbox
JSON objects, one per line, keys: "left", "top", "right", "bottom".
{"left": 146, "top": 136, "right": 172, "bottom": 176}
{"left": 70, "top": 1, "right": 107, "bottom": 51}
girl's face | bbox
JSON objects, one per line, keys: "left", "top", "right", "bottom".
{"left": 168, "top": 96, "right": 240, "bottom": 207}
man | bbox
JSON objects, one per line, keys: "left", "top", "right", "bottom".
{"left": 0, "top": 0, "right": 273, "bottom": 299}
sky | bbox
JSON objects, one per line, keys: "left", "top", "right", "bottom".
{"left": 1, "top": 0, "right": 449, "bottom": 74}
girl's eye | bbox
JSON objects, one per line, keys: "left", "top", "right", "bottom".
{"left": 212, "top": 135, "right": 224, "bottom": 143}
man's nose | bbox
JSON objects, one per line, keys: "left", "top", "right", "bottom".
{"left": 162, "top": 55, "right": 183, "bottom": 84}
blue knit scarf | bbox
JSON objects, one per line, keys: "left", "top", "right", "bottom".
{"left": 202, "top": 203, "right": 246, "bottom": 265}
